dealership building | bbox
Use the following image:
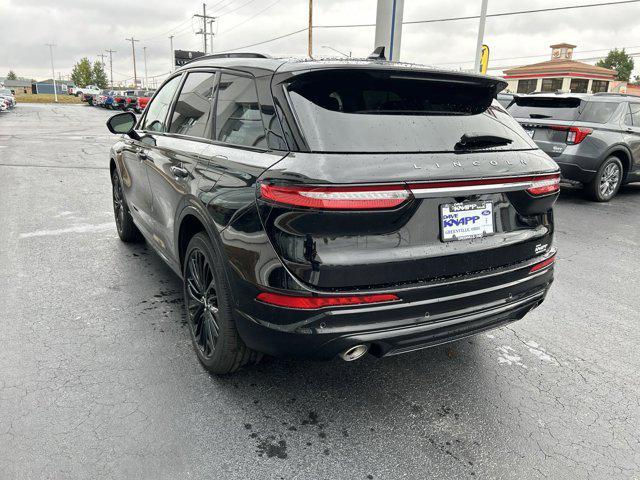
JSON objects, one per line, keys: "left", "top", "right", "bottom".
{"left": 503, "top": 43, "right": 617, "bottom": 94}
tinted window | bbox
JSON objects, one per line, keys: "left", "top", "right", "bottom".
{"left": 215, "top": 74, "right": 266, "bottom": 148}
{"left": 509, "top": 97, "right": 617, "bottom": 123}
{"left": 570, "top": 78, "right": 588, "bottom": 93}
{"left": 169, "top": 72, "right": 215, "bottom": 138}
{"left": 141, "top": 75, "right": 181, "bottom": 132}
{"left": 541, "top": 78, "right": 563, "bottom": 92}
{"left": 517, "top": 79, "right": 537, "bottom": 94}
{"left": 592, "top": 80, "right": 609, "bottom": 93}
{"left": 286, "top": 69, "right": 535, "bottom": 153}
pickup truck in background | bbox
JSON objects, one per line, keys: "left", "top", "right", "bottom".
{"left": 70, "top": 85, "right": 101, "bottom": 97}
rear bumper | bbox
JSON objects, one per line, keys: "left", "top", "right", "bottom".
{"left": 233, "top": 251, "right": 556, "bottom": 360}
{"left": 556, "top": 160, "right": 597, "bottom": 183}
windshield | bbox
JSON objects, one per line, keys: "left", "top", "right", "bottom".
{"left": 508, "top": 97, "right": 619, "bottom": 123}
{"left": 285, "top": 69, "right": 535, "bottom": 153}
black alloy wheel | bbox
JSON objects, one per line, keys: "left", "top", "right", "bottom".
{"left": 111, "top": 169, "right": 142, "bottom": 242}
{"left": 182, "top": 233, "right": 259, "bottom": 374}
{"left": 185, "top": 248, "right": 220, "bottom": 359}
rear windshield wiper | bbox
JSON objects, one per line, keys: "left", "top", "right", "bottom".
{"left": 529, "top": 113, "right": 552, "bottom": 118}
{"left": 455, "top": 133, "right": 513, "bottom": 151}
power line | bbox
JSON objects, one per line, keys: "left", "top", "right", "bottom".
{"left": 218, "top": 0, "right": 284, "bottom": 34}
{"left": 215, "top": 0, "right": 261, "bottom": 17}
{"left": 217, "top": 27, "right": 307, "bottom": 52}
{"left": 313, "top": 0, "right": 640, "bottom": 29}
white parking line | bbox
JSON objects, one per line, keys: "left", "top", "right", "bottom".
{"left": 19, "top": 222, "right": 114, "bottom": 238}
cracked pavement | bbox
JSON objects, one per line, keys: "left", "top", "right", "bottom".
{"left": 0, "top": 104, "right": 639, "bottom": 479}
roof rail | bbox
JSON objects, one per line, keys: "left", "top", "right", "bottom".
{"left": 593, "top": 92, "right": 637, "bottom": 97}
{"left": 186, "top": 52, "right": 272, "bottom": 64}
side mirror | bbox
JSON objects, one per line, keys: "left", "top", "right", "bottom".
{"left": 106, "top": 112, "right": 140, "bottom": 140}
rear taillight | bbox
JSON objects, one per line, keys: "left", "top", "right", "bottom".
{"left": 526, "top": 173, "right": 560, "bottom": 196}
{"left": 260, "top": 184, "right": 411, "bottom": 210}
{"left": 529, "top": 255, "right": 556, "bottom": 273}
{"left": 549, "top": 125, "right": 593, "bottom": 144}
{"left": 256, "top": 292, "right": 399, "bottom": 309}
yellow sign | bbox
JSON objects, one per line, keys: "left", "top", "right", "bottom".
{"left": 480, "top": 45, "right": 490, "bottom": 74}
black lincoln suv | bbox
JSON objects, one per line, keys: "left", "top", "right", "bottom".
{"left": 106, "top": 53, "right": 559, "bottom": 373}
{"left": 508, "top": 92, "right": 640, "bottom": 201}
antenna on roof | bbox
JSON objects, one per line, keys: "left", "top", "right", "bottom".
{"left": 367, "top": 46, "right": 386, "bottom": 61}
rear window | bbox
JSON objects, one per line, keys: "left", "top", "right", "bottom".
{"left": 285, "top": 69, "right": 535, "bottom": 152}
{"left": 508, "top": 97, "right": 619, "bottom": 123}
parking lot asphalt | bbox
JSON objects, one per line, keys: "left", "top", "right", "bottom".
{"left": 0, "top": 104, "right": 639, "bottom": 480}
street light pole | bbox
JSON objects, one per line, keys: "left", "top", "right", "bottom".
{"left": 474, "top": 0, "right": 489, "bottom": 73}
{"left": 143, "top": 46, "right": 148, "bottom": 89}
{"left": 169, "top": 35, "right": 175, "bottom": 72}
{"left": 45, "top": 43, "right": 58, "bottom": 102}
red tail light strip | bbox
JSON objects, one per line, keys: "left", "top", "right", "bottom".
{"left": 260, "top": 184, "right": 411, "bottom": 210}
{"left": 529, "top": 255, "right": 556, "bottom": 273}
{"left": 256, "top": 292, "right": 400, "bottom": 309}
{"left": 260, "top": 174, "right": 560, "bottom": 210}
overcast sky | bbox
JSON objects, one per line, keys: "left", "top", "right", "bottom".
{"left": 1, "top": 0, "right": 640, "bottom": 85}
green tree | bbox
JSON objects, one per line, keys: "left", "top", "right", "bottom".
{"left": 6, "top": 71, "right": 17, "bottom": 80}
{"left": 70, "top": 58, "right": 93, "bottom": 87}
{"left": 91, "top": 61, "right": 108, "bottom": 88}
{"left": 596, "top": 48, "right": 634, "bottom": 82}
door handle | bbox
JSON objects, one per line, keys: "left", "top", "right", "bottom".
{"left": 170, "top": 165, "right": 189, "bottom": 178}
{"left": 137, "top": 149, "right": 147, "bottom": 160}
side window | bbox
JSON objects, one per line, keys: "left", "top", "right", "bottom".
{"left": 624, "top": 103, "right": 633, "bottom": 126}
{"left": 169, "top": 72, "right": 216, "bottom": 138}
{"left": 630, "top": 103, "right": 640, "bottom": 127}
{"left": 141, "top": 75, "right": 182, "bottom": 133}
{"left": 215, "top": 73, "right": 266, "bottom": 148}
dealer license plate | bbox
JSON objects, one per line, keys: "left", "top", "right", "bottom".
{"left": 440, "top": 202, "right": 494, "bottom": 242}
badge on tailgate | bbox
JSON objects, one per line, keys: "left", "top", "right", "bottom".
{"left": 440, "top": 202, "right": 494, "bottom": 242}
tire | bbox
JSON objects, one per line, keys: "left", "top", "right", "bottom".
{"left": 111, "top": 169, "right": 142, "bottom": 242}
{"left": 585, "top": 156, "right": 624, "bottom": 202}
{"left": 183, "top": 232, "right": 258, "bottom": 374}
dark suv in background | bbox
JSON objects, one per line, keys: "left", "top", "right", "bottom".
{"left": 107, "top": 53, "right": 559, "bottom": 374}
{"left": 508, "top": 93, "right": 640, "bottom": 201}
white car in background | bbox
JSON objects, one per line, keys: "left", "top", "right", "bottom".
{"left": 69, "top": 85, "right": 101, "bottom": 97}
{"left": 0, "top": 88, "right": 16, "bottom": 109}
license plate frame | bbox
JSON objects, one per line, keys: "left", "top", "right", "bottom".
{"left": 439, "top": 202, "right": 495, "bottom": 242}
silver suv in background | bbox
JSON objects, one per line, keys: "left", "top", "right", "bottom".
{"left": 508, "top": 93, "right": 640, "bottom": 201}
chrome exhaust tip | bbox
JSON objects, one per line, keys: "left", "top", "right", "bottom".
{"left": 339, "top": 344, "right": 369, "bottom": 362}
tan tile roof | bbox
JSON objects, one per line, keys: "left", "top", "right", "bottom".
{"left": 504, "top": 59, "right": 616, "bottom": 77}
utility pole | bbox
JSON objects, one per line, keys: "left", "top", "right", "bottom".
{"left": 105, "top": 49, "right": 116, "bottom": 88}
{"left": 45, "top": 43, "right": 58, "bottom": 102}
{"left": 208, "top": 19, "right": 215, "bottom": 53}
{"left": 96, "top": 53, "right": 107, "bottom": 66}
{"left": 194, "top": 4, "right": 216, "bottom": 54}
{"left": 307, "top": 0, "right": 313, "bottom": 58}
{"left": 474, "top": 0, "right": 489, "bottom": 73}
{"left": 125, "top": 37, "right": 139, "bottom": 87}
{"left": 169, "top": 36, "right": 175, "bottom": 71}
{"left": 143, "top": 46, "right": 148, "bottom": 89}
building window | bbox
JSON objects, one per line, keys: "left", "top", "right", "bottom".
{"left": 516, "top": 79, "right": 538, "bottom": 94}
{"left": 592, "top": 80, "right": 609, "bottom": 93}
{"left": 541, "top": 78, "right": 564, "bottom": 92}
{"left": 570, "top": 78, "right": 589, "bottom": 93}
